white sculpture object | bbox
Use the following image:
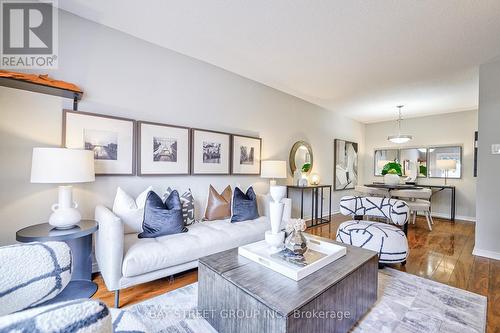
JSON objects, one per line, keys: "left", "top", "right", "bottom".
{"left": 265, "top": 185, "right": 287, "bottom": 252}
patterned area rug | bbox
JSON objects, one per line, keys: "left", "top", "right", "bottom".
{"left": 116, "top": 268, "right": 487, "bottom": 333}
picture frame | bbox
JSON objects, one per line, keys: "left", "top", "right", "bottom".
{"left": 62, "top": 110, "right": 136, "bottom": 176}
{"left": 334, "top": 139, "right": 358, "bottom": 191}
{"left": 191, "top": 128, "right": 231, "bottom": 175}
{"left": 137, "top": 121, "right": 190, "bottom": 175}
{"left": 231, "top": 135, "right": 262, "bottom": 175}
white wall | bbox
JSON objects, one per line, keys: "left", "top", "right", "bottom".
{"left": 0, "top": 11, "right": 364, "bottom": 246}
{"left": 364, "top": 110, "right": 478, "bottom": 221}
{"left": 474, "top": 57, "right": 500, "bottom": 260}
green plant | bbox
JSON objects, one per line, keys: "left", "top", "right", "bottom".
{"left": 381, "top": 162, "right": 402, "bottom": 176}
{"left": 302, "top": 162, "right": 311, "bottom": 173}
{"left": 419, "top": 165, "right": 427, "bottom": 176}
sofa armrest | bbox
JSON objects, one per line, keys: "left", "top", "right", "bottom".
{"left": 95, "top": 205, "right": 124, "bottom": 291}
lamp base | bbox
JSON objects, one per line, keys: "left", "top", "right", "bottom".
{"left": 49, "top": 186, "right": 82, "bottom": 229}
{"left": 49, "top": 208, "right": 81, "bottom": 229}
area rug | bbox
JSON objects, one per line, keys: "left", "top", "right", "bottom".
{"left": 112, "top": 268, "right": 487, "bottom": 333}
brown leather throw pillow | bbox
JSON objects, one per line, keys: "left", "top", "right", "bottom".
{"left": 203, "top": 185, "right": 232, "bottom": 221}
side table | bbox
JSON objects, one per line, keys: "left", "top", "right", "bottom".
{"left": 16, "top": 220, "right": 98, "bottom": 304}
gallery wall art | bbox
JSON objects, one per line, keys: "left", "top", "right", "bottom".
{"left": 334, "top": 139, "right": 358, "bottom": 191}
{"left": 191, "top": 128, "right": 231, "bottom": 175}
{"left": 231, "top": 135, "right": 261, "bottom": 175}
{"left": 62, "top": 110, "right": 135, "bottom": 175}
{"left": 62, "top": 110, "right": 262, "bottom": 177}
{"left": 138, "top": 121, "right": 190, "bottom": 175}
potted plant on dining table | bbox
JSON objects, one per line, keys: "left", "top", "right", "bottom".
{"left": 382, "top": 162, "right": 403, "bottom": 186}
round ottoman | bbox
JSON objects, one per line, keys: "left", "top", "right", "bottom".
{"left": 336, "top": 220, "right": 408, "bottom": 264}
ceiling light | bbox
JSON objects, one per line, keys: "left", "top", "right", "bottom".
{"left": 388, "top": 105, "right": 413, "bottom": 144}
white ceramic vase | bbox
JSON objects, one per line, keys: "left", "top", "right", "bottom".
{"left": 384, "top": 173, "right": 400, "bottom": 186}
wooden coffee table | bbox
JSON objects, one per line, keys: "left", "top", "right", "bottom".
{"left": 198, "top": 234, "right": 378, "bottom": 333}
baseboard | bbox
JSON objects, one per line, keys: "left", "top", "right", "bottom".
{"left": 429, "top": 212, "right": 476, "bottom": 222}
{"left": 472, "top": 247, "right": 500, "bottom": 260}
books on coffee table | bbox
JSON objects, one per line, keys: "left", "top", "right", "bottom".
{"left": 238, "top": 233, "right": 346, "bottom": 281}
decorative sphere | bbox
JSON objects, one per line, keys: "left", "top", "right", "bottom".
{"left": 310, "top": 173, "right": 320, "bottom": 185}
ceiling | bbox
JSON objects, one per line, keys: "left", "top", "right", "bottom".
{"left": 58, "top": 1, "right": 500, "bottom": 123}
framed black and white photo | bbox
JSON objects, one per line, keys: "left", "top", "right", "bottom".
{"left": 334, "top": 139, "right": 358, "bottom": 191}
{"left": 138, "top": 121, "right": 190, "bottom": 175}
{"left": 63, "top": 110, "right": 136, "bottom": 175}
{"left": 191, "top": 128, "right": 231, "bottom": 175}
{"left": 231, "top": 135, "right": 261, "bottom": 175}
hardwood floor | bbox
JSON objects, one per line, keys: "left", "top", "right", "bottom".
{"left": 92, "top": 215, "right": 500, "bottom": 332}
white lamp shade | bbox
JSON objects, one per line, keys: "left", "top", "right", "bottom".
{"left": 261, "top": 160, "right": 287, "bottom": 179}
{"left": 436, "top": 159, "right": 457, "bottom": 171}
{"left": 31, "top": 148, "right": 95, "bottom": 183}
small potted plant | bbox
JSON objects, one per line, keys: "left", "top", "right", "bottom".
{"left": 381, "top": 162, "right": 402, "bottom": 186}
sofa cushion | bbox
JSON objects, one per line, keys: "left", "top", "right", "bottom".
{"left": 139, "top": 191, "right": 187, "bottom": 239}
{"left": 204, "top": 185, "right": 232, "bottom": 221}
{"left": 122, "top": 217, "right": 270, "bottom": 277}
{"left": 113, "top": 186, "right": 152, "bottom": 234}
{"left": 164, "top": 187, "right": 196, "bottom": 226}
{"left": 231, "top": 186, "right": 259, "bottom": 223}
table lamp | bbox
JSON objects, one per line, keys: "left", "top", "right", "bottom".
{"left": 261, "top": 160, "right": 287, "bottom": 186}
{"left": 31, "top": 148, "right": 95, "bottom": 229}
{"left": 436, "top": 159, "right": 457, "bottom": 185}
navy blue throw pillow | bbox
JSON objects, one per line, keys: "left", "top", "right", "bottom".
{"left": 139, "top": 190, "right": 187, "bottom": 238}
{"left": 231, "top": 186, "right": 259, "bottom": 223}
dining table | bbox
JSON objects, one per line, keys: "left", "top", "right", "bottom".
{"left": 364, "top": 183, "right": 456, "bottom": 222}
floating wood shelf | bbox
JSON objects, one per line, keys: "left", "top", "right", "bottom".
{"left": 0, "top": 71, "right": 83, "bottom": 110}
{"left": 0, "top": 76, "right": 82, "bottom": 100}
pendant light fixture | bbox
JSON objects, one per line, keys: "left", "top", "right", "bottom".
{"left": 387, "top": 105, "right": 413, "bottom": 144}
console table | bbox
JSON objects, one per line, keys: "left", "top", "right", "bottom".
{"left": 16, "top": 220, "right": 98, "bottom": 304}
{"left": 286, "top": 185, "right": 332, "bottom": 227}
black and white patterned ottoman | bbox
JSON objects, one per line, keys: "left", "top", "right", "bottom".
{"left": 336, "top": 196, "right": 409, "bottom": 264}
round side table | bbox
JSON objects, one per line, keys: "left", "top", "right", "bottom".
{"left": 16, "top": 220, "right": 98, "bottom": 304}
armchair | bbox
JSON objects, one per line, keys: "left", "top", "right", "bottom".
{"left": 0, "top": 241, "right": 111, "bottom": 332}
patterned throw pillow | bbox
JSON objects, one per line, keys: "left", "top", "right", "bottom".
{"left": 164, "top": 187, "right": 196, "bottom": 225}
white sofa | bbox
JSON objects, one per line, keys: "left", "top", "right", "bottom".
{"left": 95, "top": 194, "right": 271, "bottom": 307}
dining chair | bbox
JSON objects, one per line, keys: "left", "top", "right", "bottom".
{"left": 390, "top": 188, "right": 433, "bottom": 231}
